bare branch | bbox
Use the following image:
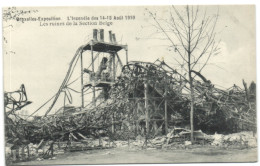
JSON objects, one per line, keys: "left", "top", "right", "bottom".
{"left": 193, "top": 39, "right": 221, "bottom": 79}
{"left": 147, "top": 9, "right": 188, "bottom": 63}
{"left": 166, "top": 15, "right": 188, "bottom": 51}
{"left": 172, "top": 6, "right": 189, "bottom": 39}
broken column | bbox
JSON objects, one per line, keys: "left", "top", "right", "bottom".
{"left": 93, "top": 29, "right": 98, "bottom": 41}
{"left": 100, "top": 29, "right": 104, "bottom": 42}
{"left": 108, "top": 31, "right": 112, "bottom": 43}
{"left": 112, "top": 33, "right": 117, "bottom": 44}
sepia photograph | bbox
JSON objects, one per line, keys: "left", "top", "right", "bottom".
{"left": 2, "top": 4, "right": 257, "bottom": 165}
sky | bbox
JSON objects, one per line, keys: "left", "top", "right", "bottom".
{"left": 3, "top": 5, "right": 256, "bottom": 115}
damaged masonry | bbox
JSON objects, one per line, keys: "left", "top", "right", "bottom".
{"left": 4, "top": 29, "right": 257, "bottom": 163}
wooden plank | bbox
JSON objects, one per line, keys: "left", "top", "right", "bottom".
{"left": 77, "top": 132, "right": 88, "bottom": 140}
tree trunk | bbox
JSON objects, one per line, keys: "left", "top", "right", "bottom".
{"left": 189, "top": 70, "right": 194, "bottom": 144}
{"left": 190, "top": 84, "right": 194, "bottom": 143}
{"left": 144, "top": 82, "right": 149, "bottom": 135}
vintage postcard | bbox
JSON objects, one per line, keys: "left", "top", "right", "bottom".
{"left": 3, "top": 5, "right": 257, "bottom": 165}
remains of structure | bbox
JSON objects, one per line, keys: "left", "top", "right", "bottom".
{"left": 4, "top": 30, "right": 257, "bottom": 162}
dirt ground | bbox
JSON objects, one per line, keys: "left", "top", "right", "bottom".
{"left": 13, "top": 146, "right": 257, "bottom": 165}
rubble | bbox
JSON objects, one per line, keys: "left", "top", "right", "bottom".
{"left": 151, "top": 136, "right": 166, "bottom": 148}
{"left": 212, "top": 133, "right": 224, "bottom": 146}
{"left": 4, "top": 30, "right": 257, "bottom": 163}
{"left": 185, "top": 141, "right": 192, "bottom": 146}
{"left": 211, "top": 131, "right": 257, "bottom": 148}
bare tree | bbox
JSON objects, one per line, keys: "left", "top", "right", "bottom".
{"left": 146, "top": 6, "right": 220, "bottom": 143}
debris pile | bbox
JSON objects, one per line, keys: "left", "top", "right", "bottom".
{"left": 212, "top": 131, "right": 257, "bottom": 148}
{"left": 5, "top": 136, "right": 116, "bottom": 162}
{"left": 4, "top": 32, "right": 256, "bottom": 163}
{"left": 114, "top": 130, "right": 257, "bottom": 150}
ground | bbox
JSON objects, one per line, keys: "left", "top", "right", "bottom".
{"left": 12, "top": 146, "right": 257, "bottom": 165}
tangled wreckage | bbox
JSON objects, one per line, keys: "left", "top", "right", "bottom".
{"left": 5, "top": 29, "right": 257, "bottom": 162}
